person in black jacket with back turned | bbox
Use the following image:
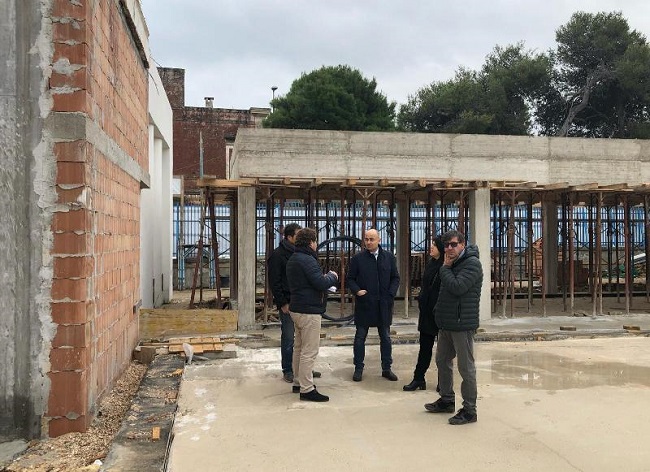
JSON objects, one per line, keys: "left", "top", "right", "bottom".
{"left": 268, "top": 223, "right": 303, "bottom": 383}
{"left": 286, "top": 228, "right": 338, "bottom": 402}
{"left": 403, "top": 236, "right": 445, "bottom": 391}
{"left": 347, "top": 228, "right": 400, "bottom": 382}
{"left": 424, "top": 230, "right": 483, "bottom": 425}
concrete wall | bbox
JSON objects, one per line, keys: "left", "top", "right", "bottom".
{"left": 0, "top": 0, "right": 52, "bottom": 440}
{"left": 140, "top": 67, "right": 174, "bottom": 309}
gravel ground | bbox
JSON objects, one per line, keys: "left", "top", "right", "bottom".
{"left": 4, "top": 362, "right": 147, "bottom": 472}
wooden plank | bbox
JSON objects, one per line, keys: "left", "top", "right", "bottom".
{"left": 152, "top": 426, "right": 160, "bottom": 441}
{"left": 542, "top": 182, "right": 569, "bottom": 190}
{"left": 139, "top": 309, "right": 238, "bottom": 340}
{"left": 195, "top": 178, "right": 256, "bottom": 188}
{"left": 599, "top": 183, "right": 629, "bottom": 190}
{"left": 568, "top": 183, "right": 598, "bottom": 191}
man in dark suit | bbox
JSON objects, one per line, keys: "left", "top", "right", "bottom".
{"left": 346, "top": 228, "right": 400, "bottom": 382}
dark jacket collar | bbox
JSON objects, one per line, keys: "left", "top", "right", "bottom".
{"left": 280, "top": 238, "right": 295, "bottom": 252}
{"left": 295, "top": 245, "right": 318, "bottom": 259}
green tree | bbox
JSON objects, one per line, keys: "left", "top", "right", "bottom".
{"left": 263, "top": 65, "right": 396, "bottom": 131}
{"left": 398, "top": 44, "right": 554, "bottom": 135}
{"left": 555, "top": 11, "right": 650, "bottom": 137}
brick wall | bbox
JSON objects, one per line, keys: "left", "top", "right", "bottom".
{"left": 158, "top": 67, "right": 268, "bottom": 186}
{"left": 47, "top": 0, "right": 147, "bottom": 437}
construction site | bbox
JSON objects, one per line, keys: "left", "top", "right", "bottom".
{"left": 162, "top": 129, "right": 650, "bottom": 333}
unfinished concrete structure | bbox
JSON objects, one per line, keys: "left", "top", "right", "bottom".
{"left": 1, "top": 0, "right": 172, "bottom": 439}
{"left": 229, "top": 128, "right": 650, "bottom": 328}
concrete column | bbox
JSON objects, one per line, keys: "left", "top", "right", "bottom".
{"left": 237, "top": 186, "right": 256, "bottom": 329}
{"left": 140, "top": 126, "right": 155, "bottom": 308}
{"left": 469, "top": 188, "right": 491, "bottom": 321}
{"left": 542, "top": 200, "right": 559, "bottom": 294}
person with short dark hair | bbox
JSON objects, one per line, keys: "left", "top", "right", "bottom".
{"left": 425, "top": 230, "right": 483, "bottom": 425}
{"left": 286, "top": 228, "right": 338, "bottom": 402}
{"left": 347, "top": 228, "right": 400, "bottom": 382}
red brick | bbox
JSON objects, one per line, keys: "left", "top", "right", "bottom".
{"left": 52, "top": 89, "right": 89, "bottom": 113}
{"left": 51, "top": 278, "right": 88, "bottom": 301}
{"left": 56, "top": 186, "right": 87, "bottom": 205}
{"left": 56, "top": 161, "right": 87, "bottom": 186}
{"left": 53, "top": 256, "right": 93, "bottom": 278}
{"left": 47, "top": 370, "right": 88, "bottom": 417}
{"left": 53, "top": 43, "right": 89, "bottom": 66}
{"left": 52, "top": 0, "right": 89, "bottom": 21}
{"left": 54, "top": 140, "right": 87, "bottom": 163}
{"left": 48, "top": 416, "right": 90, "bottom": 437}
{"left": 50, "top": 346, "right": 89, "bottom": 371}
{"left": 52, "top": 324, "right": 90, "bottom": 348}
{"left": 50, "top": 68, "right": 89, "bottom": 90}
{"left": 52, "top": 209, "right": 90, "bottom": 232}
{"left": 51, "top": 301, "right": 90, "bottom": 324}
{"left": 52, "top": 232, "right": 89, "bottom": 254}
{"left": 52, "top": 19, "right": 89, "bottom": 44}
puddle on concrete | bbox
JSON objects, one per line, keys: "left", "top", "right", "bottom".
{"left": 484, "top": 351, "right": 650, "bottom": 390}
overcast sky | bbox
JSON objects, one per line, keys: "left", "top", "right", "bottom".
{"left": 141, "top": 0, "right": 650, "bottom": 110}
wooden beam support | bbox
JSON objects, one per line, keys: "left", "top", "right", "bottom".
{"left": 196, "top": 178, "right": 256, "bottom": 188}
{"left": 568, "top": 183, "right": 599, "bottom": 191}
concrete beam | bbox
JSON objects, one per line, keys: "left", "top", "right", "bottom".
{"left": 232, "top": 129, "right": 650, "bottom": 187}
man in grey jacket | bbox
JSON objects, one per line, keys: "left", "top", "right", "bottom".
{"left": 424, "top": 230, "right": 483, "bottom": 425}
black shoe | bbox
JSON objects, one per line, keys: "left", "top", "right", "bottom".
{"left": 353, "top": 368, "right": 363, "bottom": 382}
{"left": 293, "top": 385, "right": 316, "bottom": 393}
{"left": 313, "top": 371, "right": 322, "bottom": 378}
{"left": 424, "top": 399, "right": 455, "bottom": 413}
{"left": 300, "top": 388, "right": 329, "bottom": 402}
{"left": 448, "top": 408, "right": 477, "bottom": 425}
{"left": 382, "top": 370, "right": 398, "bottom": 381}
{"left": 403, "top": 379, "right": 426, "bottom": 391}
{"left": 283, "top": 372, "right": 294, "bottom": 383}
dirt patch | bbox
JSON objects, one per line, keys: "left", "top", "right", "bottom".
{"left": 3, "top": 362, "right": 147, "bottom": 472}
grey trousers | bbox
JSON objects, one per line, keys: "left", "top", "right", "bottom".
{"left": 435, "top": 329, "right": 477, "bottom": 413}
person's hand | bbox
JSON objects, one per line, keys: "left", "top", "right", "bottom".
{"left": 357, "top": 289, "right": 367, "bottom": 296}
{"left": 443, "top": 254, "right": 453, "bottom": 267}
{"left": 328, "top": 270, "right": 338, "bottom": 280}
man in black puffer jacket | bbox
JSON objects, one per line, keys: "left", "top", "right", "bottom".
{"left": 424, "top": 230, "right": 483, "bottom": 425}
{"left": 286, "top": 228, "right": 338, "bottom": 402}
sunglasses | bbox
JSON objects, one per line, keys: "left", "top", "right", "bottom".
{"left": 444, "top": 242, "right": 460, "bottom": 248}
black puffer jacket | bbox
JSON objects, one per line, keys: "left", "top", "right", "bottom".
{"left": 434, "top": 245, "right": 483, "bottom": 331}
{"left": 287, "top": 246, "right": 338, "bottom": 315}
{"left": 418, "top": 257, "right": 442, "bottom": 335}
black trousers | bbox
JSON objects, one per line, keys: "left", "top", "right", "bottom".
{"left": 413, "top": 332, "right": 437, "bottom": 381}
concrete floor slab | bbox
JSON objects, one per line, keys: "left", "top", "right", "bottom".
{"left": 167, "top": 337, "right": 650, "bottom": 472}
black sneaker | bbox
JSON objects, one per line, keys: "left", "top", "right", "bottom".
{"left": 424, "top": 399, "right": 455, "bottom": 413}
{"left": 352, "top": 368, "right": 363, "bottom": 382}
{"left": 283, "top": 372, "right": 294, "bottom": 383}
{"left": 448, "top": 408, "right": 477, "bottom": 425}
{"left": 382, "top": 370, "right": 398, "bottom": 381}
{"left": 300, "top": 388, "right": 329, "bottom": 402}
{"left": 312, "top": 371, "right": 322, "bottom": 378}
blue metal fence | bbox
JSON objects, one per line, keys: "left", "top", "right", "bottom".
{"left": 173, "top": 201, "right": 647, "bottom": 288}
